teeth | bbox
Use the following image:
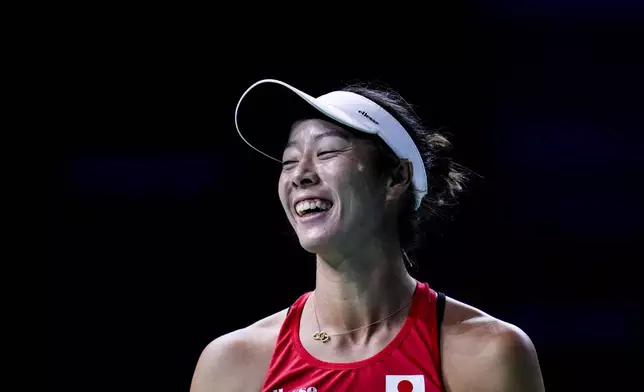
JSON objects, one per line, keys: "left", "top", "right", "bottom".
{"left": 295, "top": 198, "right": 332, "bottom": 216}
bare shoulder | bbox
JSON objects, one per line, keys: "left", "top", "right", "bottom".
{"left": 440, "top": 296, "right": 545, "bottom": 392}
{"left": 190, "top": 308, "right": 289, "bottom": 392}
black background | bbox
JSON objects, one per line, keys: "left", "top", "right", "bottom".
{"left": 49, "top": 2, "right": 643, "bottom": 391}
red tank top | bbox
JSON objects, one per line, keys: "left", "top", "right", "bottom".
{"left": 261, "top": 281, "right": 444, "bottom": 392}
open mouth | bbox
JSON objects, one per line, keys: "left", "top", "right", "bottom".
{"left": 294, "top": 198, "right": 333, "bottom": 218}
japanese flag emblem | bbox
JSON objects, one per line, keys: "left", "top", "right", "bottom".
{"left": 385, "top": 375, "right": 425, "bottom": 392}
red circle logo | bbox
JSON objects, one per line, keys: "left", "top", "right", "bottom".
{"left": 397, "top": 379, "right": 413, "bottom": 392}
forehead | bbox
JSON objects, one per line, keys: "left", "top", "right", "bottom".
{"left": 285, "top": 118, "right": 355, "bottom": 146}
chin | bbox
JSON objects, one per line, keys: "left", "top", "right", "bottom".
{"left": 297, "top": 231, "right": 339, "bottom": 254}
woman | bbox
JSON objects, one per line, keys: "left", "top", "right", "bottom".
{"left": 191, "top": 79, "right": 545, "bottom": 392}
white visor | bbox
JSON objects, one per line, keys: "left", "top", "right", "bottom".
{"left": 234, "top": 79, "right": 428, "bottom": 209}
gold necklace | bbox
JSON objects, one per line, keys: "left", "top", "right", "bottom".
{"left": 311, "top": 292, "right": 414, "bottom": 344}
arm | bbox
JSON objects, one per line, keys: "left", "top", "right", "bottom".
{"left": 448, "top": 325, "right": 545, "bottom": 392}
{"left": 480, "top": 327, "right": 545, "bottom": 392}
{"left": 190, "top": 309, "right": 286, "bottom": 392}
{"left": 190, "top": 329, "right": 262, "bottom": 392}
{"left": 190, "top": 332, "right": 244, "bottom": 392}
{"left": 441, "top": 296, "right": 545, "bottom": 392}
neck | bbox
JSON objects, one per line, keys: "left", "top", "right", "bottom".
{"left": 312, "top": 237, "right": 417, "bottom": 339}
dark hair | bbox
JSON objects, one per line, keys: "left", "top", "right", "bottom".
{"left": 341, "top": 83, "right": 470, "bottom": 268}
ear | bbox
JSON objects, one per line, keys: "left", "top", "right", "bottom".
{"left": 386, "top": 159, "right": 413, "bottom": 202}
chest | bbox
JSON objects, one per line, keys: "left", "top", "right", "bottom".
{"left": 299, "top": 330, "right": 398, "bottom": 363}
{"left": 263, "top": 337, "right": 442, "bottom": 392}
{"left": 264, "top": 368, "right": 441, "bottom": 392}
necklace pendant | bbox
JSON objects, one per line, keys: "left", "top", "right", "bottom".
{"left": 312, "top": 331, "right": 330, "bottom": 343}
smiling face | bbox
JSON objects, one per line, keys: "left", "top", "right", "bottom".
{"left": 278, "top": 118, "right": 394, "bottom": 255}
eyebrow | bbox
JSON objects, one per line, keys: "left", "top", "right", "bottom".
{"left": 285, "top": 128, "right": 351, "bottom": 150}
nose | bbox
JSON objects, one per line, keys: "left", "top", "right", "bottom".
{"left": 291, "top": 158, "right": 320, "bottom": 189}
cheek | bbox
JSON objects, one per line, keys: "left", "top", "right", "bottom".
{"left": 334, "top": 166, "right": 382, "bottom": 206}
{"left": 277, "top": 177, "right": 289, "bottom": 208}
{"left": 346, "top": 160, "right": 377, "bottom": 188}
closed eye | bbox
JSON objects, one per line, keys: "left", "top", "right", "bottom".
{"left": 318, "top": 150, "right": 338, "bottom": 157}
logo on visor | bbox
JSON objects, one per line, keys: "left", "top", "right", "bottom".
{"left": 358, "top": 110, "right": 379, "bottom": 125}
